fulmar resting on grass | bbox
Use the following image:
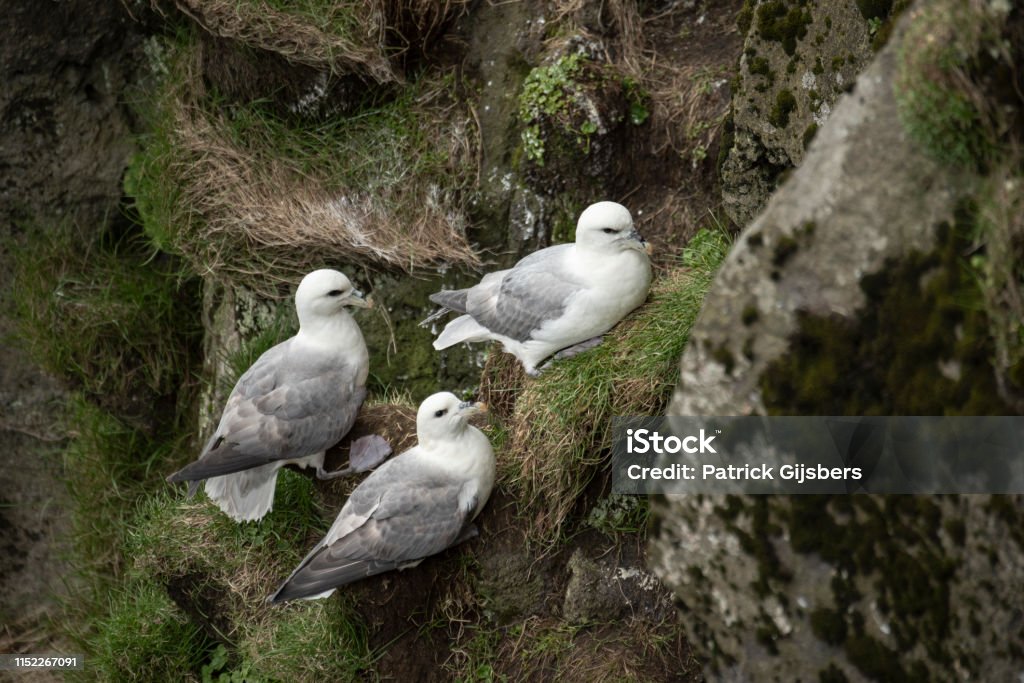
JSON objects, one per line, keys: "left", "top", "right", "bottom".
{"left": 267, "top": 392, "right": 494, "bottom": 603}
{"left": 166, "top": 269, "right": 391, "bottom": 522}
{"left": 423, "top": 201, "right": 652, "bottom": 376}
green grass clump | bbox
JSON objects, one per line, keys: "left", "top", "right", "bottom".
{"left": 121, "top": 472, "right": 372, "bottom": 679}
{"left": 9, "top": 221, "right": 200, "bottom": 405}
{"left": 127, "top": 34, "right": 479, "bottom": 295}
{"left": 88, "top": 580, "right": 212, "bottom": 682}
{"left": 127, "top": 470, "right": 324, "bottom": 606}
{"left": 63, "top": 398, "right": 191, "bottom": 579}
{"left": 490, "top": 227, "right": 730, "bottom": 543}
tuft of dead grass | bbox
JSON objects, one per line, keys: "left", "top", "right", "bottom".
{"left": 129, "top": 35, "right": 481, "bottom": 296}
{"left": 448, "top": 616, "right": 695, "bottom": 682}
{"left": 171, "top": 0, "right": 469, "bottom": 84}
{"left": 481, "top": 228, "right": 729, "bottom": 545}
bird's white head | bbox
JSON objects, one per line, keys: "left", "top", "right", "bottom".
{"left": 416, "top": 391, "right": 487, "bottom": 447}
{"left": 574, "top": 201, "right": 648, "bottom": 254}
{"left": 294, "top": 269, "right": 370, "bottom": 328}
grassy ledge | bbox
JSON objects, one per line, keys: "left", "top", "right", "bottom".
{"left": 482, "top": 227, "right": 730, "bottom": 544}
{"left": 127, "top": 33, "right": 480, "bottom": 296}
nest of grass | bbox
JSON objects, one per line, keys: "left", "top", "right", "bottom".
{"left": 130, "top": 37, "right": 481, "bottom": 296}
{"left": 172, "top": 0, "right": 468, "bottom": 84}
{"left": 481, "top": 229, "right": 729, "bottom": 545}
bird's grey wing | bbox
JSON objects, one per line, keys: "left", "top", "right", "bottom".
{"left": 268, "top": 455, "right": 473, "bottom": 601}
{"left": 466, "top": 244, "right": 584, "bottom": 342}
{"left": 168, "top": 341, "right": 364, "bottom": 483}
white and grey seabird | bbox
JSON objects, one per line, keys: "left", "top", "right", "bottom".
{"left": 167, "top": 269, "right": 390, "bottom": 522}
{"left": 267, "top": 392, "right": 494, "bottom": 603}
{"left": 424, "top": 201, "right": 652, "bottom": 376}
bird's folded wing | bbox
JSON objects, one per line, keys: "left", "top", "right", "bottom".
{"left": 168, "top": 342, "right": 364, "bottom": 482}
{"left": 466, "top": 244, "right": 584, "bottom": 342}
{"left": 271, "top": 459, "right": 474, "bottom": 599}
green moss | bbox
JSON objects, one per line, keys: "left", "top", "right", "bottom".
{"left": 986, "top": 496, "right": 1024, "bottom": 549}
{"left": 813, "top": 56, "right": 824, "bottom": 75}
{"left": 856, "top": 0, "right": 893, "bottom": 20}
{"left": 756, "top": 622, "right": 780, "bottom": 654}
{"left": 756, "top": 0, "right": 813, "bottom": 57}
{"left": 893, "top": 1, "right": 1007, "bottom": 168}
{"left": 726, "top": 499, "right": 792, "bottom": 597}
{"left": 711, "top": 344, "right": 736, "bottom": 374}
{"left": 518, "top": 53, "right": 591, "bottom": 166}
{"left": 810, "top": 608, "right": 847, "bottom": 645}
{"left": 772, "top": 235, "right": 799, "bottom": 267}
{"left": 845, "top": 635, "right": 920, "bottom": 682}
{"left": 819, "top": 663, "right": 850, "bottom": 683}
{"left": 781, "top": 496, "right": 960, "bottom": 666}
{"left": 770, "top": 89, "right": 797, "bottom": 128}
{"left": 748, "top": 56, "right": 775, "bottom": 88}
{"left": 761, "top": 209, "right": 1011, "bottom": 416}
{"left": 802, "top": 123, "right": 818, "bottom": 149}
{"left": 737, "top": 0, "right": 755, "bottom": 36}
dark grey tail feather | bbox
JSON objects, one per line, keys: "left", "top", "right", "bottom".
{"left": 166, "top": 449, "right": 272, "bottom": 483}
{"left": 186, "top": 480, "right": 201, "bottom": 498}
{"left": 430, "top": 290, "right": 469, "bottom": 313}
{"left": 267, "top": 556, "right": 400, "bottom": 604}
{"left": 420, "top": 289, "right": 470, "bottom": 327}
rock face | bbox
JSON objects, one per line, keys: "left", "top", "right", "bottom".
{"left": 653, "top": 3, "right": 1024, "bottom": 681}
{"left": 721, "top": 0, "right": 878, "bottom": 227}
{"left": 0, "top": 0, "right": 145, "bottom": 654}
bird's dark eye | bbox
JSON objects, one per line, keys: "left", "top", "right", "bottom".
{"left": 602, "top": 228, "right": 617, "bottom": 234}
{"left": 434, "top": 409, "right": 447, "bottom": 418}
{"left": 327, "top": 289, "right": 344, "bottom": 297}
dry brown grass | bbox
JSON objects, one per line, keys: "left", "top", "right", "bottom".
{"left": 553, "top": 0, "right": 731, "bottom": 159}
{"left": 171, "top": 0, "right": 469, "bottom": 84}
{"left": 135, "top": 39, "right": 481, "bottom": 295}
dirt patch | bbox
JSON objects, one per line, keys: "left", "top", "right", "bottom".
{"left": 615, "top": 0, "right": 746, "bottom": 258}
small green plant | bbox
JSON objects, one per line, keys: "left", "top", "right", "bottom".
{"left": 518, "top": 53, "right": 589, "bottom": 165}
{"left": 587, "top": 494, "right": 649, "bottom": 535}
{"left": 622, "top": 77, "right": 650, "bottom": 125}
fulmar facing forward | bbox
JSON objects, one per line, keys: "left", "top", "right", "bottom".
{"left": 267, "top": 392, "right": 494, "bottom": 603}
{"left": 424, "top": 201, "right": 652, "bottom": 376}
{"left": 166, "top": 269, "right": 390, "bottom": 522}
